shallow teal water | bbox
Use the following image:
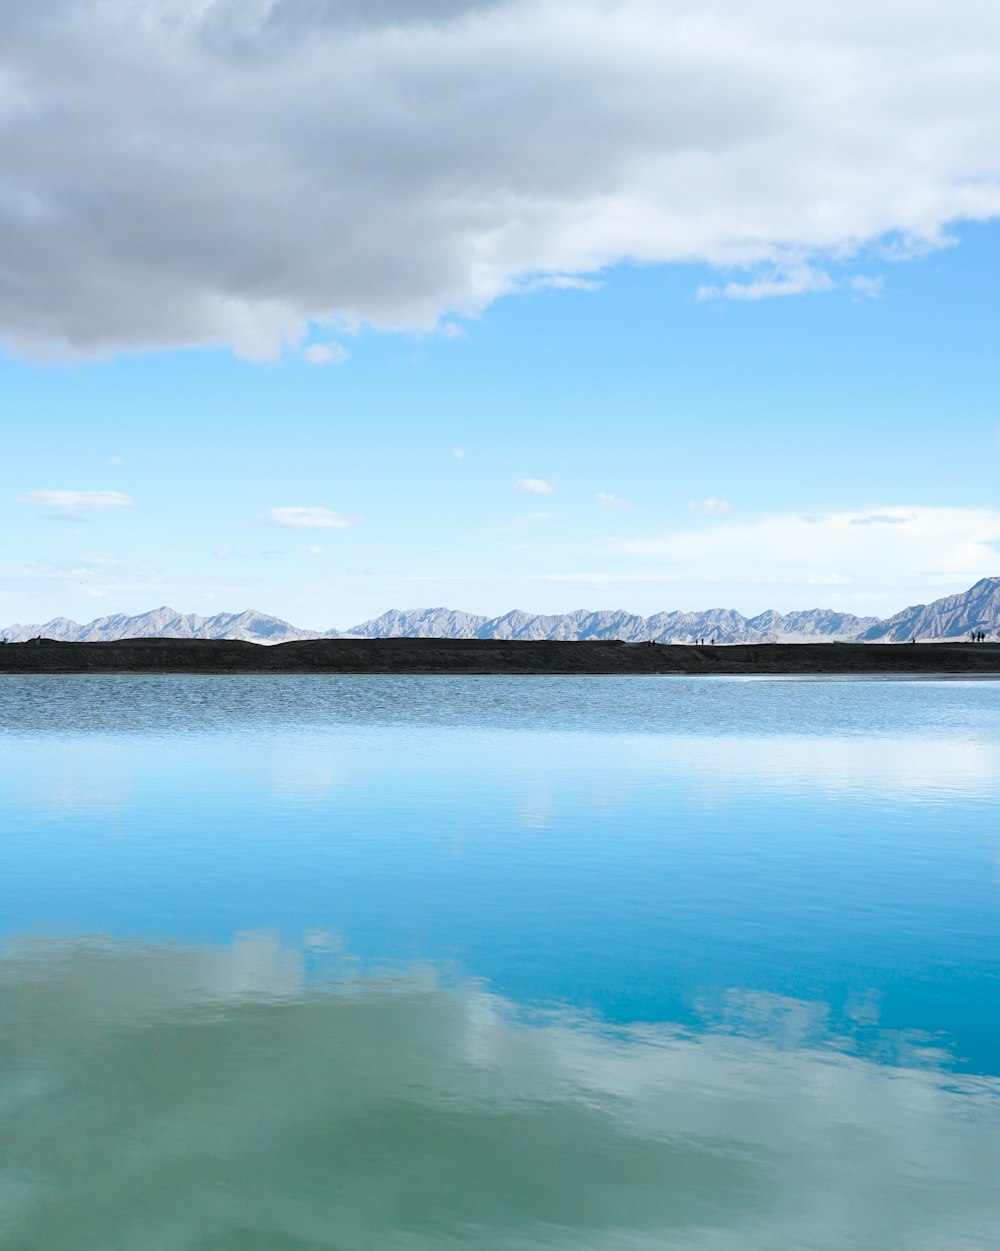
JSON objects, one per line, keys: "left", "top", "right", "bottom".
{"left": 2, "top": 675, "right": 999, "bottom": 1248}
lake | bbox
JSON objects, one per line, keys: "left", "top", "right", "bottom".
{"left": 2, "top": 675, "right": 999, "bottom": 1248}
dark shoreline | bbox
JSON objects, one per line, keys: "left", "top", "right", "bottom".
{"left": 2, "top": 637, "right": 1000, "bottom": 677}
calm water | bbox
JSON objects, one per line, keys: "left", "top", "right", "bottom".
{"left": 2, "top": 675, "right": 999, "bottom": 1248}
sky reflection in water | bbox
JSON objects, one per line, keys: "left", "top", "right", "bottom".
{"left": 3, "top": 932, "right": 1000, "bottom": 1251}
{"left": 1, "top": 676, "right": 1000, "bottom": 1246}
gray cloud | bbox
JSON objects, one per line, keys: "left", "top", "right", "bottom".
{"left": 204, "top": 0, "right": 512, "bottom": 46}
{"left": 2, "top": 1, "right": 1000, "bottom": 359}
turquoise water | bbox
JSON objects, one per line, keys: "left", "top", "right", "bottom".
{"left": 2, "top": 675, "right": 999, "bottom": 1248}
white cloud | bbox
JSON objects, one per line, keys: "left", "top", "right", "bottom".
{"left": 302, "top": 341, "right": 349, "bottom": 365}
{"left": 213, "top": 547, "right": 281, "bottom": 560}
{"left": 3, "top": 2, "right": 1000, "bottom": 358}
{"left": 697, "top": 265, "right": 835, "bottom": 302}
{"left": 307, "top": 545, "right": 323, "bottom": 555}
{"left": 452, "top": 447, "right": 466, "bottom": 459}
{"left": 689, "top": 497, "right": 732, "bottom": 514}
{"left": 264, "top": 507, "right": 355, "bottom": 529}
{"left": 849, "top": 512, "right": 911, "bottom": 526}
{"left": 595, "top": 492, "right": 631, "bottom": 508}
{"left": 441, "top": 323, "right": 469, "bottom": 340}
{"left": 515, "top": 478, "right": 556, "bottom": 496}
{"left": 622, "top": 506, "right": 1000, "bottom": 597}
{"left": 850, "top": 275, "right": 885, "bottom": 300}
{"left": 15, "top": 490, "right": 135, "bottom": 518}
{"left": 521, "top": 274, "right": 604, "bottom": 294}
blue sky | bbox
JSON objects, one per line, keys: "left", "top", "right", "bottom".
{"left": 3, "top": 2, "right": 1000, "bottom": 628}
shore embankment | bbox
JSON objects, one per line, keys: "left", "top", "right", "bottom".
{"left": 2, "top": 638, "right": 1000, "bottom": 676}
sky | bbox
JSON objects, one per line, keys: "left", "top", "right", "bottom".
{"left": 3, "top": 0, "right": 1000, "bottom": 630}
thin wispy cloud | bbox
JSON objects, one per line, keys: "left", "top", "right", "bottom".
{"left": 515, "top": 478, "right": 556, "bottom": 496}
{"left": 521, "top": 275, "right": 603, "bottom": 294}
{"left": 302, "top": 342, "right": 349, "bottom": 365}
{"left": 697, "top": 266, "right": 836, "bottom": 303}
{"left": 264, "top": 507, "right": 355, "bottom": 529}
{"left": 850, "top": 276, "right": 884, "bottom": 300}
{"left": 850, "top": 513, "right": 911, "bottom": 526}
{"left": 689, "top": 498, "right": 732, "bottom": 515}
{"left": 3, "top": 2, "right": 1000, "bottom": 358}
{"left": 213, "top": 547, "right": 282, "bottom": 560}
{"left": 623, "top": 506, "right": 1000, "bottom": 593}
{"left": 452, "top": 448, "right": 467, "bottom": 460}
{"left": 595, "top": 492, "right": 631, "bottom": 509}
{"left": 15, "top": 490, "right": 135, "bottom": 519}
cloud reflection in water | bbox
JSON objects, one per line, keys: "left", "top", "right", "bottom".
{"left": 2, "top": 933, "right": 999, "bottom": 1250}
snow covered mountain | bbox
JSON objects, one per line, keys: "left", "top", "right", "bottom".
{"left": 4, "top": 578, "right": 999, "bottom": 645}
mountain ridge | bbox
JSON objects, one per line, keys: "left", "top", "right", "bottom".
{"left": 3, "top": 578, "right": 999, "bottom": 646}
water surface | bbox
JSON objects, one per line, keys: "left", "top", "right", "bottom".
{"left": 2, "top": 676, "right": 999, "bottom": 1248}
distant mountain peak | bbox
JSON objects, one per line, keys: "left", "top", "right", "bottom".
{"left": 4, "top": 577, "right": 999, "bottom": 646}
{"left": 0, "top": 607, "right": 335, "bottom": 646}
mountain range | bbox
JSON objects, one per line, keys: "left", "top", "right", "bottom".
{"left": 3, "top": 577, "right": 1000, "bottom": 646}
